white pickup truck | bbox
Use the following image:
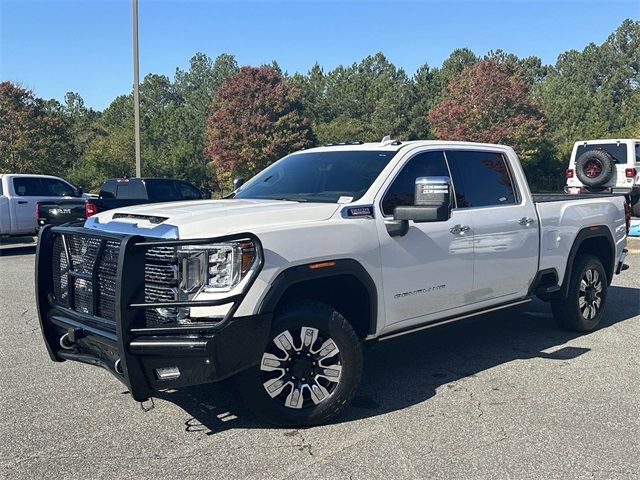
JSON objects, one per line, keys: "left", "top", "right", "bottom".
{"left": 36, "top": 140, "right": 630, "bottom": 426}
{"left": 0, "top": 174, "right": 83, "bottom": 237}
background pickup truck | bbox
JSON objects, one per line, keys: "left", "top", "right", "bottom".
{"left": 36, "top": 177, "right": 204, "bottom": 228}
{"left": 36, "top": 139, "right": 630, "bottom": 427}
{"left": 0, "top": 173, "right": 84, "bottom": 237}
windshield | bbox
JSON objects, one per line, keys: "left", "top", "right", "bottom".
{"left": 233, "top": 150, "right": 398, "bottom": 203}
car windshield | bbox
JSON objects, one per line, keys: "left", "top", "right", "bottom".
{"left": 233, "top": 150, "right": 398, "bottom": 203}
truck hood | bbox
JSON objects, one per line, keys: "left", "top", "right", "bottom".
{"left": 84, "top": 199, "right": 341, "bottom": 238}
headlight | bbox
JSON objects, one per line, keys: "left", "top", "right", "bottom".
{"left": 144, "top": 239, "right": 259, "bottom": 326}
{"left": 178, "top": 241, "right": 257, "bottom": 294}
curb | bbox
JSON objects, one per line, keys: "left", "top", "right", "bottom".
{"left": 628, "top": 237, "right": 640, "bottom": 254}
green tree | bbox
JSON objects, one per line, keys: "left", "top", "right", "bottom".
{"left": 0, "top": 81, "right": 73, "bottom": 175}
{"left": 295, "top": 53, "right": 415, "bottom": 143}
{"left": 205, "top": 66, "right": 314, "bottom": 190}
{"left": 62, "top": 91, "right": 101, "bottom": 171}
{"left": 540, "top": 19, "right": 640, "bottom": 158}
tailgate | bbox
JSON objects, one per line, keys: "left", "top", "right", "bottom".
{"left": 38, "top": 200, "right": 86, "bottom": 227}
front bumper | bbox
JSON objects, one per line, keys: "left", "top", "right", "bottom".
{"left": 36, "top": 225, "right": 271, "bottom": 402}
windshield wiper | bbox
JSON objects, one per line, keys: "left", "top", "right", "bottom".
{"left": 273, "top": 197, "right": 308, "bottom": 202}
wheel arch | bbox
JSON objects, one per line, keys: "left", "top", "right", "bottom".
{"left": 258, "top": 259, "right": 378, "bottom": 339}
{"left": 561, "top": 226, "right": 615, "bottom": 296}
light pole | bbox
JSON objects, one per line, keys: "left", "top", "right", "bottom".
{"left": 132, "top": 0, "right": 141, "bottom": 177}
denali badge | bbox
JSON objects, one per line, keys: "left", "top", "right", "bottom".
{"left": 341, "top": 205, "right": 375, "bottom": 219}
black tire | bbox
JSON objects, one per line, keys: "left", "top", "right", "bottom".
{"left": 236, "top": 300, "right": 363, "bottom": 426}
{"left": 551, "top": 255, "right": 608, "bottom": 332}
{"left": 574, "top": 150, "right": 615, "bottom": 187}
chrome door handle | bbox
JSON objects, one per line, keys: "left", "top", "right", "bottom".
{"left": 518, "top": 217, "right": 534, "bottom": 227}
{"left": 450, "top": 224, "right": 470, "bottom": 235}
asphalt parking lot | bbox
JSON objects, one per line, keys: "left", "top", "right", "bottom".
{"left": 1, "top": 246, "right": 638, "bottom": 480}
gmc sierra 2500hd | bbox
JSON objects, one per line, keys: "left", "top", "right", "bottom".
{"left": 36, "top": 139, "right": 630, "bottom": 426}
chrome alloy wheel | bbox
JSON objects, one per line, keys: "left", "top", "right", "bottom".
{"left": 260, "top": 327, "right": 342, "bottom": 409}
{"left": 579, "top": 268, "right": 603, "bottom": 320}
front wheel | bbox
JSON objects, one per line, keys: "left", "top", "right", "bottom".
{"left": 236, "top": 301, "right": 363, "bottom": 426}
{"left": 551, "top": 255, "right": 608, "bottom": 332}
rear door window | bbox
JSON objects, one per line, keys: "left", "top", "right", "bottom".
{"left": 13, "top": 177, "right": 45, "bottom": 196}
{"left": 445, "top": 150, "right": 517, "bottom": 208}
{"left": 576, "top": 143, "right": 628, "bottom": 164}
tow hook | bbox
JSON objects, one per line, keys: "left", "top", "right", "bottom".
{"left": 114, "top": 358, "right": 124, "bottom": 375}
{"left": 59, "top": 327, "right": 84, "bottom": 349}
{"left": 59, "top": 333, "right": 74, "bottom": 349}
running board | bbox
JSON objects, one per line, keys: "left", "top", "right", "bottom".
{"left": 376, "top": 298, "right": 532, "bottom": 341}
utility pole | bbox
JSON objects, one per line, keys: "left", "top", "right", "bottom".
{"left": 132, "top": 0, "right": 141, "bottom": 177}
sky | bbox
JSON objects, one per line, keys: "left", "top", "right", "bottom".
{"left": 1, "top": 0, "right": 638, "bottom": 111}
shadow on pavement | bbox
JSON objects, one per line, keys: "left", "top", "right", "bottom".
{"left": 0, "top": 236, "right": 37, "bottom": 257}
{"left": 0, "top": 245, "right": 37, "bottom": 257}
{"left": 157, "top": 285, "right": 639, "bottom": 434}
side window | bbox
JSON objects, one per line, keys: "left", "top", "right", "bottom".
{"left": 175, "top": 182, "right": 202, "bottom": 200}
{"left": 42, "top": 178, "right": 75, "bottom": 196}
{"left": 445, "top": 150, "right": 516, "bottom": 208}
{"left": 382, "top": 151, "right": 450, "bottom": 216}
{"left": 13, "top": 177, "right": 45, "bottom": 196}
{"left": 146, "top": 180, "right": 179, "bottom": 201}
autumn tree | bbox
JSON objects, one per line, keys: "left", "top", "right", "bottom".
{"left": 429, "top": 60, "right": 546, "bottom": 163}
{"left": 0, "top": 81, "right": 73, "bottom": 175}
{"left": 205, "top": 66, "right": 314, "bottom": 190}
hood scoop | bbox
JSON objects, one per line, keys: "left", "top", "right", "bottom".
{"left": 112, "top": 213, "right": 168, "bottom": 224}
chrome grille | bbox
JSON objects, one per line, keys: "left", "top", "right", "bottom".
{"left": 144, "top": 263, "right": 177, "bottom": 285}
{"left": 145, "top": 246, "right": 176, "bottom": 262}
{"left": 145, "top": 285, "right": 177, "bottom": 303}
{"left": 144, "top": 246, "right": 178, "bottom": 326}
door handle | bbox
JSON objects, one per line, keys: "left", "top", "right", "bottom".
{"left": 450, "top": 224, "right": 470, "bottom": 235}
{"left": 518, "top": 217, "right": 534, "bottom": 227}
{"left": 17, "top": 200, "right": 28, "bottom": 205}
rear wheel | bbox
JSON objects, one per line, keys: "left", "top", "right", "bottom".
{"left": 551, "top": 255, "right": 608, "bottom": 332}
{"left": 236, "top": 301, "right": 363, "bottom": 426}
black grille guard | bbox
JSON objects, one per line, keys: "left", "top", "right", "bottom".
{"left": 36, "top": 224, "right": 264, "bottom": 401}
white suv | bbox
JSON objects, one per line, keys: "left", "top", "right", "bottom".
{"left": 565, "top": 139, "right": 640, "bottom": 217}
